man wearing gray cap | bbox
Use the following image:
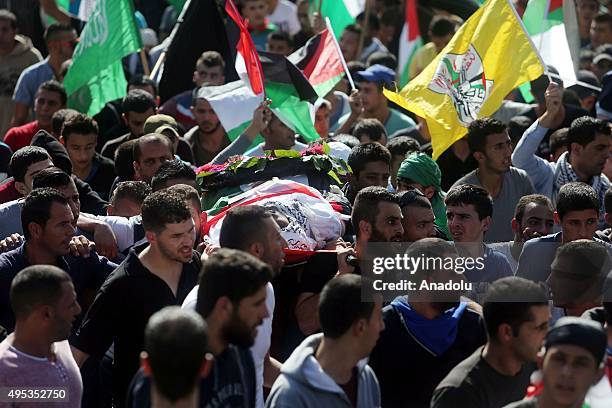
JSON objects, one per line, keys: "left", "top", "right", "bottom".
{"left": 504, "top": 317, "right": 607, "bottom": 408}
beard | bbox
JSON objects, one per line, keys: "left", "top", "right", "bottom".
{"left": 158, "top": 240, "right": 194, "bottom": 263}
{"left": 199, "top": 121, "right": 221, "bottom": 134}
{"left": 223, "top": 312, "right": 260, "bottom": 348}
{"left": 370, "top": 226, "right": 401, "bottom": 243}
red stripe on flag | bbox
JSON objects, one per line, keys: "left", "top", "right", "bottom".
{"left": 302, "top": 30, "right": 344, "bottom": 86}
{"left": 225, "top": 0, "right": 265, "bottom": 95}
{"left": 406, "top": 0, "right": 420, "bottom": 42}
{"left": 549, "top": 0, "right": 563, "bottom": 12}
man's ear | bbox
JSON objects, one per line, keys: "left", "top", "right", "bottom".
{"left": 200, "top": 354, "right": 214, "bottom": 379}
{"left": 59, "top": 136, "right": 65, "bottom": 146}
{"left": 511, "top": 218, "right": 519, "bottom": 234}
{"left": 122, "top": 113, "right": 128, "bottom": 126}
{"left": 553, "top": 211, "right": 560, "bottom": 225}
{"left": 14, "top": 181, "right": 28, "bottom": 196}
{"left": 28, "top": 222, "right": 43, "bottom": 240}
{"left": 497, "top": 323, "right": 514, "bottom": 344}
{"left": 212, "top": 296, "right": 233, "bottom": 321}
{"left": 605, "top": 212, "right": 612, "bottom": 227}
{"left": 140, "top": 352, "right": 152, "bottom": 376}
{"left": 352, "top": 318, "right": 367, "bottom": 337}
{"left": 248, "top": 242, "right": 264, "bottom": 259}
{"left": 473, "top": 151, "right": 485, "bottom": 163}
{"left": 359, "top": 220, "right": 372, "bottom": 240}
{"left": 133, "top": 161, "right": 141, "bottom": 179}
{"left": 481, "top": 216, "right": 492, "bottom": 233}
{"left": 145, "top": 230, "right": 156, "bottom": 245}
{"left": 536, "top": 349, "right": 544, "bottom": 370}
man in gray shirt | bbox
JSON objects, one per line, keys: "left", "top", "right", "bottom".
{"left": 452, "top": 118, "right": 534, "bottom": 243}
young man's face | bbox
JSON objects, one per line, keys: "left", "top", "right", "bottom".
{"left": 34, "top": 89, "right": 64, "bottom": 128}
{"left": 260, "top": 216, "right": 286, "bottom": 277}
{"left": 35, "top": 201, "right": 76, "bottom": 256}
{"left": 357, "top": 81, "right": 385, "bottom": 114}
{"left": 193, "top": 64, "right": 225, "bottom": 87}
{"left": 446, "top": 203, "right": 489, "bottom": 243}
{"left": 191, "top": 99, "right": 221, "bottom": 133}
{"left": 339, "top": 30, "right": 359, "bottom": 62}
{"left": 514, "top": 202, "right": 555, "bottom": 242}
{"left": 47, "top": 29, "right": 77, "bottom": 60}
{"left": 225, "top": 284, "right": 269, "bottom": 348}
{"left": 50, "top": 281, "right": 81, "bottom": 342}
{"left": 510, "top": 304, "right": 550, "bottom": 363}
{"left": 242, "top": 0, "right": 267, "bottom": 27}
{"left": 572, "top": 133, "right": 611, "bottom": 178}
{"left": 18, "top": 158, "right": 53, "bottom": 195}
{"left": 314, "top": 105, "right": 331, "bottom": 138}
{"left": 541, "top": 345, "right": 602, "bottom": 406}
{"left": 577, "top": 0, "right": 599, "bottom": 25}
{"left": 401, "top": 205, "right": 435, "bottom": 242}
{"left": 559, "top": 209, "right": 599, "bottom": 243}
{"left": 64, "top": 133, "right": 97, "bottom": 172}
{"left": 476, "top": 131, "right": 512, "bottom": 175}
{"left": 262, "top": 115, "right": 295, "bottom": 150}
{"left": 266, "top": 38, "right": 292, "bottom": 56}
{"left": 134, "top": 142, "right": 174, "bottom": 184}
{"left": 431, "top": 33, "right": 453, "bottom": 53}
{"left": 151, "top": 218, "right": 196, "bottom": 263}
{"left": 351, "top": 161, "right": 390, "bottom": 192}
{"left": 0, "top": 18, "right": 16, "bottom": 50}
{"left": 369, "top": 201, "right": 404, "bottom": 243}
{"left": 124, "top": 108, "right": 156, "bottom": 137}
{"left": 590, "top": 20, "right": 612, "bottom": 48}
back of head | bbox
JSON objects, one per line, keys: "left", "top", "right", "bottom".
{"left": 219, "top": 205, "right": 272, "bottom": 251}
{"left": 483, "top": 277, "right": 548, "bottom": 341}
{"left": 352, "top": 186, "right": 399, "bottom": 234}
{"left": 43, "top": 23, "right": 74, "bottom": 43}
{"left": 52, "top": 109, "right": 79, "bottom": 137}
{"left": 111, "top": 181, "right": 151, "bottom": 207}
{"left": 9, "top": 146, "right": 50, "bottom": 182}
{"left": 166, "top": 184, "right": 200, "bottom": 212}
{"left": 404, "top": 238, "right": 458, "bottom": 280}
{"left": 556, "top": 182, "right": 600, "bottom": 220}
{"left": 386, "top": 136, "right": 421, "bottom": 159}
{"left": 445, "top": 184, "right": 493, "bottom": 220}
{"left": 195, "top": 248, "right": 271, "bottom": 318}
{"left": 10, "top": 265, "right": 71, "bottom": 321}
{"left": 144, "top": 307, "right": 208, "bottom": 402}
{"left": 61, "top": 113, "right": 99, "bottom": 141}
{"left": 38, "top": 80, "right": 67, "bottom": 107}
{"left": 21, "top": 188, "right": 69, "bottom": 240}
{"left": 549, "top": 128, "right": 570, "bottom": 156}
{"left": 29, "top": 130, "right": 72, "bottom": 175}
{"left": 128, "top": 74, "right": 158, "bottom": 98}
{"left": 429, "top": 15, "right": 457, "bottom": 37}
{"left": 567, "top": 116, "right": 611, "bottom": 153}
{"left": 328, "top": 134, "right": 360, "bottom": 150}
{"left": 348, "top": 142, "right": 391, "bottom": 178}
{"left": 196, "top": 50, "right": 225, "bottom": 70}
{"left": 114, "top": 139, "right": 138, "bottom": 180}
{"left": 32, "top": 167, "right": 72, "bottom": 190}
{"left": 141, "top": 190, "right": 192, "bottom": 234}
{"left": 366, "top": 51, "right": 397, "bottom": 70}
{"left": 151, "top": 160, "right": 196, "bottom": 192}
{"left": 353, "top": 119, "right": 388, "bottom": 144}
{"left": 467, "top": 117, "right": 507, "bottom": 154}
{"left": 318, "top": 274, "right": 374, "bottom": 339}
{"left": 123, "top": 89, "right": 157, "bottom": 114}
{"left": 507, "top": 116, "right": 534, "bottom": 146}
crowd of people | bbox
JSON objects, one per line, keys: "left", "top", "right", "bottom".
{"left": 1, "top": 0, "right": 612, "bottom": 407}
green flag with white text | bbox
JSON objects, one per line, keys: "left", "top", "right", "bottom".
{"left": 64, "top": 0, "right": 142, "bottom": 116}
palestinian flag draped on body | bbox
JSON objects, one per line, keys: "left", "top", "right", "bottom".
{"left": 313, "top": 0, "right": 364, "bottom": 38}
{"left": 522, "top": 0, "right": 577, "bottom": 86}
{"left": 63, "top": 0, "right": 142, "bottom": 116}
{"left": 288, "top": 28, "right": 345, "bottom": 98}
{"left": 205, "top": 52, "right": 319, "bottom": 145}
{"left": 397, "top": 0, "right": 424, "bottom": 87}
{"left": 384, "top": 0, "right": 544, "bottom": 160}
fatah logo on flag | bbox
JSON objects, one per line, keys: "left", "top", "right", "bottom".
{"left": 428, "top": 44, "right": 493, "bottom": 126}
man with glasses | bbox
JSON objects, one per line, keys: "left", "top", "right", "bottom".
{"left": 11, "top": 23, "right": 77, "bottom": 127}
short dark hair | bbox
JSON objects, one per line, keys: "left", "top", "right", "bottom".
{"left": 605, "top": 187, "right": 612, "bottom": 214}
{"left": 353, "top": 119, "right": 388, "bottom": 144}
{"left": 10, "top": 265, "right": 72, "bottom": 320}
{"left": 141, "top": 190, "right": 192, "bottom": 233}
{"left": 144, "top": 307, "right": 208, "bottom": 402}
{"left": 445, "top": 184, "right": 493, "bottom": 220}
{"left": 114, "top": 139, "right": 138, "bottom": 180}
{"left": 549, "top": 128, "right": 570, "bottom": 154}
{"left": 429, "top": 15, "right": 456, "bottom": 37}
{"left": 352, "top": 186, "right": 399, "bottom": 234}
{"left": 467, "top": 117, "right": 507, "bottom": 154}
{"left": 366, "top": 51, "right": 397, "bottom": 71}
{"left": 328, "top": 134, "right": 360, "bottom": 150}
{"left": 128, "top": 74, "right": 158, "bottom": 97}
{"left": 195, "top": 248, "right": 271, "bottom": 318}
{"left": 37, "top": 80, "right": 67, "bottom": 106}
{"left": 196, "top": 50, "right": 225, "bottom": 70}
{"left": 318, "top": 274, "right": 375, "bottom": 338}
{"left": 61, "top": 113, "right": 99, "bottom": 141}
{"left": 594, "top": 12, "right": 612, "bottom": 28}
{"left": 32, "top": 167, "right": 73, "bottom": 190}
{"left": 348, "top": 142, "right": 391, "bottom": 177}
{"left": 21, "top": 188, "right": 69, "bottom": 240}
{"left": 386, "top": 136, "right": 421, "bottom": 159}
{"left": 398, "top": 188, "right": 432, "bottom": 210}
{"left": 483, "top": 277, "right": 548, "bottom": 340}
{"left": 514, "top": 194, "right": 554, "bottom": 224}
{"left": 133, "top": 134, "right": 173, "bottom": 162}
{"left": 508, "top": 116, "right": 533, "bottom": 146}
{"left": 267, "top": 31, "right": 293, "bottom": 48}
{"left": 219, "top": 206, "right": 273, "bottom": 251}
{"left": 151, "top": 160, "right": 196, "bottom": 192}
{"left": 43, "top": 23, "right": 74, "bottom": 42}
{"left": 122, "top": 89, "right": 157, "bottom": 114}
{"left": 356, "top": 10, "right": 380, "bottom": 31}
{"left": 556, "top": 182, "right": 600, "bottom": 220}
{"left": 111, "top": 181, "right": 151, "bottom": 207}
{"left": 166, "top": 184, "right": 200, "bottom": 212}
{"left": 9, "top": 146, "right": 51, "bottom": 182}
{"left": 567, "top": 116, "right": 611, "bottom": 154}
{"left": 343, "top": 23, "right": 362, "bottom": 37}
{"left": 52, "top": 109, "right": 78, "bottom": 136}
{"left": 0, "top": 10, "right": 17, "bottom": 30}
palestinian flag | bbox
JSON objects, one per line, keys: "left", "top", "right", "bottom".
{"left": 260, "top": 51, "right": 320, "bottom": 142}
{"left": 313, "top": 0, "right": 364, "bottom": 38}
{"left": 225, "top": 0, "right": 265, "bottom": 97}
{"left": 288, "top": 28, "right": 345, "bottom": 98}
{"left": 522, "top": 0, "right": 576, "bottom": 86}
{"left": 397, "top": 0, "right": 424, "bottom": 87}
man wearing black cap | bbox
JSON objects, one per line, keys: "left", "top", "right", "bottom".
{"left": 337, "top": 64, "right": 417, "bottom": 138}
{"left": 504, "top": 317, "right": 607, "bottom": 408}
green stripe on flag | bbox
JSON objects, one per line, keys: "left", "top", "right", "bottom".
{"left": 267, "top": 81, "right": 320, "bottom": 142}
{"left": 312, "top": 0, "right": 357, "bottom": 38}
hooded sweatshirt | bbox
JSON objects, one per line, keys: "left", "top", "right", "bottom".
{"left": 265, "top": 333, "right": 381, "bottom": 408}
{"left": 0, "top": 34, "right": 42, "bottom": 136}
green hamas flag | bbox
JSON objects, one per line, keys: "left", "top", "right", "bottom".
{"left": 64, "top": 0, "right": 142, "bottom": 116}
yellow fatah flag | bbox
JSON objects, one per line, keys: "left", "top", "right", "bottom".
{"left": 384, "top": 0, "right": 544, "bottom": 160}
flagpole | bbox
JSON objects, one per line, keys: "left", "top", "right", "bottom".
{"left": 356, "top": 0, "right": 372, "bottom": 60}
{"left": 325, "top": 17, "right": 356, "bottom": 90}
{"left": 139, "top": 49, "right": 151, "bottom": 76}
